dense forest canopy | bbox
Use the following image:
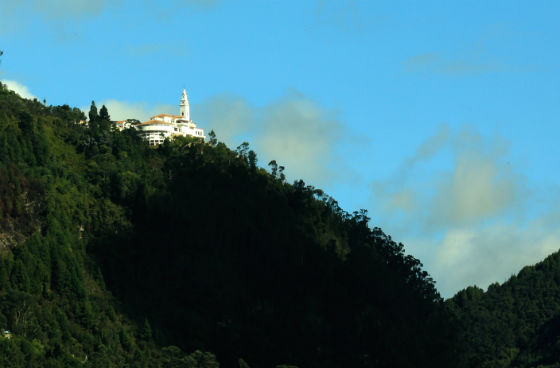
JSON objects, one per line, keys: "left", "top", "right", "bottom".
{"left": 3, "top": 81, "right": 560, "bottom": 368}
{"left": 449, "top": 250, "right": 560, "bottom": 368}
{"left": 0, "top": 82, "right": 464, "bottom": 367}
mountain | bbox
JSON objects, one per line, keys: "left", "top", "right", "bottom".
{"left": 0, "top": 83, "right": 461, "bottom": 367}
{"left": 449, "top": 251, "right": 560, "bottom": 368}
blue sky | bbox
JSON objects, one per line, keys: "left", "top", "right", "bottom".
{"left": 1, "top": 0, "right": 560, "bottom": 297}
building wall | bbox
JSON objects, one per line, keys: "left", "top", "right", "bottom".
{"left": 113, "top": 91, "right": 204, "bottom": 145}
{"left": 136, "top": 120, "right": 205, "bottom": 146}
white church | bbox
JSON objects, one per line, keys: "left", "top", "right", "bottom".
{"left": 116, "top": 89, "right": 205, "bottom": 146}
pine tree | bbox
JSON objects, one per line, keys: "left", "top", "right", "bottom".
{"left": 248, "top": 150, "right": 257, "bottom": 171}
{"left": 99, "top": 104, "right": 110, "bottom": 121}
{"left": 88, "top": 101, "right": 99, "bottom": 122}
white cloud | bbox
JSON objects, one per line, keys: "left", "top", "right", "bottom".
{"left": 373, "top": 126, "right": 526, "bottom": 234}
{"left": 427, "top": 141, "right": 520, "bottom": 229}
{"left": 369, "top": 125, "right": 557, "bottom": 298}
{"left": 3, "top": 80, "right": 37, "bottom": 99}
{"left": 255, "top": 95, "right": 345, "bottom": 184}
{"left": 196, "top": 92, "right": 351, "bottom": 185}
{"left": 430, "top": 218, "right": 560, "bottom": 297}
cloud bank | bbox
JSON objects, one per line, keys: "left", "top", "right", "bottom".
{"left": 373, "top": 126, "right": 525, "bottom": 233}
{"left": 197, "top": 92, "right": 350, "bottom": 185}
{"left": 3, "top": 80, "right": 37, "bottom": 99}
{"left": 432, "top": 218, "right": 560, "bottom": 297}
{"left": 372, "top": 125, "right": 558, "bottom": 297}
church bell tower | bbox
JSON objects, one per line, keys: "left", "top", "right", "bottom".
{"left": 180, "top": 89, "right": 190, "bottom": 121}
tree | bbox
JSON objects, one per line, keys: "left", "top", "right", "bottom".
{"left": 248, "top": 150, "right": 257, "bottom": 171}
{"left": 88, "top": 101, "right": 98, "bottom": 123}
{"left": 99, "top": 105, "right": 110, "bottom": 122}
{"left": 278, "top": 166, "right": 285, "bottom": 182}
{"left": 236, "top": 142, "right": 250, "bottom": 160}
{"left": 208, "top": 130, "right": 217, "bottom": 147}
{"left": 268, "top": 160, "right": 278, "bottom": 178}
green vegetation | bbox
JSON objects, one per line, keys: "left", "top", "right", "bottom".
{"left": 449, "top": 251, "right": 560, "bottom": 368}
{"left": 16, "top": 81, "right": 560, "bottom": 367}
{"left": 95, "top": 135, "right": 459, "bottom": 367}
{"left": 0, "top": 85, "right": 220, "bottom": 367}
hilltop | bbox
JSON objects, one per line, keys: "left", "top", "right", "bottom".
{"left": 449, "top": 250, "right": 560, "bottom": 368}
{"left": 0, "top": 83, "right": 462, "bottom": 367}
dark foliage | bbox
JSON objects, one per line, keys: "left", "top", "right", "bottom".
{"left": 0, "top": 82, "right": 461, "bottom": 367}
{"left": 449, "top": 251, "right": 560, "bottom": 368}
{"left": 96, "top": 138, "right": 459, "bottom": 367}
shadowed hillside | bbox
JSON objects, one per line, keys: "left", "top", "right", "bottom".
{"left": 0, "top": 82, "right": 461, "bottom": 367}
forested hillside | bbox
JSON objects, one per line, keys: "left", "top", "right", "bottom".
{"left": 0, "top": 82, "right": 461, "bottom": 367}
{"left": 0, "top": 84, "right": 220, "bottom": 367}
{"left": 449, "top": 251, "right": 560, "bottom": 368}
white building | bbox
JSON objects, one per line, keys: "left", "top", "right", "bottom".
{"left": 134, "top": 90, "right": 205, "bottom": 146}
{"left": 114, "top": 120, "right": 135, "bottom": 131}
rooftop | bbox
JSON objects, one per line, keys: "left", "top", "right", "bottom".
{"left": 136, "top": 120, "right": 173, "bottom": 126}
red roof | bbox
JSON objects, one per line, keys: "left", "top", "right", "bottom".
{"left": 137, "top": 120, "right": 173, "bottom": 126}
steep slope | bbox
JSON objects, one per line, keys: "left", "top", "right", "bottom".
{"left": 0, "top": 85, "right": 219, "bottom": 367}
{"left": 0, "top": 83, "right": 461, "bottom": 367}
{"left": 449, "top": 251, "right": 560, "bottom": 368}
{"left": 95, "top": 142, "right": 461, "bottom": 368}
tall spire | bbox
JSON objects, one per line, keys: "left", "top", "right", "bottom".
{"left": 180, "top": 89, "right": 190, "bottom": 121}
